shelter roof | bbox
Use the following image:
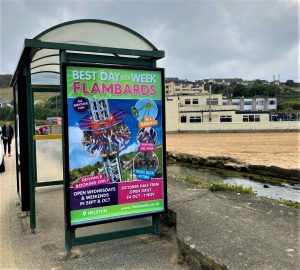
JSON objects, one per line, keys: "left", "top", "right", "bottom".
{"left": 11, "top": 19, "right": 164, "bottom": 86}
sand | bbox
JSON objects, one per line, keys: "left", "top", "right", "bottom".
{"left": 166, "top": 132, "right": 300, "bottom": 169}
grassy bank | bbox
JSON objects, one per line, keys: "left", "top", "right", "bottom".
{"left": 177, "top": 175, "right": 255, "bottom": 194}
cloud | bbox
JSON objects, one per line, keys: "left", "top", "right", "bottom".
{"left": 0, "top": 0, "right": 298, "bottom": 81}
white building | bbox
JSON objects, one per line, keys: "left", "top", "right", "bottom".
{"left": 165, "top": 94, "right": 299, "bottom": 132}
{"left": 165, "top": 78, "right": 206, "bottom": 96}
{"left": 222, "top": 97, "right": 277, "bottom": 111}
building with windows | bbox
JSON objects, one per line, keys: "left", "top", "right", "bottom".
{"left": 222, "top": 97, "right": 277, "bottom": 111}
{"left": 165, "top": 94, "right": 299, "bottom": 132}
{"left": 165, "top": 78, "right": 206, "bottom": 96}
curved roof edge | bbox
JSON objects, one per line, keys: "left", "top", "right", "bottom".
{"left": 33, "top": 19, "right": 158, "bottom": 50}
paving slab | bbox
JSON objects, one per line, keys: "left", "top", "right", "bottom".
{"left": 168, "top": 177, "right": 300, "bottom": 270}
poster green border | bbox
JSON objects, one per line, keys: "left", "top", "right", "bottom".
{"left": 62, "top": 62, "right": 168, "bottom": 229}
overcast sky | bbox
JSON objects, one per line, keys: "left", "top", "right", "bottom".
{"left": 0, "top": 0, "right": 299, "bottom": 81}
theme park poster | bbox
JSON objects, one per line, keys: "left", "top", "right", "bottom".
{"left": 63, "top": 64, "right": 167, "bottom": 227}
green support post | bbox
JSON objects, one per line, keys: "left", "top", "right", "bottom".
{"left": 60, "top": 49, "right": 73, "bottom": 251}
{"left": 153, "top": 215, "right": 161, "bottom": 234}
{"left": 25, "top": 64, "right": 36, "bottom": 233}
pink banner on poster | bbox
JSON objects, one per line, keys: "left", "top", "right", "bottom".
{"left": 138, "top": 142, "right": 156, "bottom": 152}
{"left": 73, "top": 174, "right": 110, "bottom": 190}
{"left": 118, "top": 179, "right": 163, "bottom": 204}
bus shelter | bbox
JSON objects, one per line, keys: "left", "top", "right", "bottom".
{"left": 10, "top": 20, "right": 167, "bottom": 250}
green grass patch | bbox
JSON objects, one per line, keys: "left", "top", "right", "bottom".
{"left": 0, "top": 87, "right": 13, "bottom": 100}
{"left": 209, "top": 182, "right": 255, "bottom": 194}
{"left": 278, "top": 199, "right": 300, "bottom": 209}
{"left": 0, "top": 87, "right": 58, "bottom": 102}
{"left": 176, "top": 175, "right": 209, "bottom": 187}
{"left": 176, "top": 175, "right": 255, "bottom": 194}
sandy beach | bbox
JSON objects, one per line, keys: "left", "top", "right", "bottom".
{"left": 166, "top": 132, "right": 300, "bottom": 169}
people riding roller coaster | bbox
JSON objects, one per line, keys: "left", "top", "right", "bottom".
{"left": 88, "top": 115, "right": 119, "bottom": 129}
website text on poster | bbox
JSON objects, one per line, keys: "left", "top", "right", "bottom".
{"left": 65, "top": 65, "right": 166, "bottom": 227}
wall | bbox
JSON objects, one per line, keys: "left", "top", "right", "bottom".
{"left": 165, "top": 97, "right": 179, "bottom": 131}
{"left": 176, "top": 121, "right": 300, "bottom": 132}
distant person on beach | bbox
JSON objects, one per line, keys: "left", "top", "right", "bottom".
{"left": 1, "top": 122, "right": 14, "bottom": 157}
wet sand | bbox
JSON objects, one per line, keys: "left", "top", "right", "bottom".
{"left": 166, "top": 132, "right": 300, "bottom": 169}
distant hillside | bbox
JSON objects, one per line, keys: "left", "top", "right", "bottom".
{"left": 0, "top": 87, "right": 13, "bottom": 101}
{"left": 0, "top": 74, "right": 12, "bottom": 87}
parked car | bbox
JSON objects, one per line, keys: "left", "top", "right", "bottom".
{"left": 0, "top": 127, "right": 5, "bottom": 172}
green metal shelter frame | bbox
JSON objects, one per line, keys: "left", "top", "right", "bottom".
{"left": 11, "top": 19, "right": 165, "bottom": 250}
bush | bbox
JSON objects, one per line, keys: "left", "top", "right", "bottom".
{"left": 0, "top": 106, "right": 14, "bottom": 121}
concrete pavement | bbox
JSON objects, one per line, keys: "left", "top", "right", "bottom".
{"left": 0, "top": 150, "right": 187, "bottom": 270}
{"left": 0, "top": 149, "right": 299, "bottom": 269}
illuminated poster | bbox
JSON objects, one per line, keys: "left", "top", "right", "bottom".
{"left": 63, "top": 64, "right": 166, "bottom": 227}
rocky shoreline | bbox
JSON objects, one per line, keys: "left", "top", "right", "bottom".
{"left": 167, "top": 151, "right": 300, "bottom": 183}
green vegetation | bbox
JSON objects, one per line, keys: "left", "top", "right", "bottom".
{"left": 0, "top": 87, "right": 13, "bottom": 100}
{"left": 206, "top": 80, "right": 300, "bottom": 99}
{"left": 0, "top": 106, "right": 14, "bottom": 121}
{"left": 177, "top": 175, "right": 255, "bottom": 194}
{"left": 34, "top": 95, "right": 61, "bottom": 120}
{"left": 177, "top": 175, "right": 209, "bottom": 187}
{"left": 70, "top": 162, "right": 101, "bottom": 184}
{"left": 209, "top": 182, "right": 255, "bottom": 194}
{"left": 278, "top": 199, "right": 300, "bottom": 209}
{"left": 0, "top": 87, "right": 60, "bottom": 124}
{"left": 277, "top": 98, "right": 300, "bottom": 110}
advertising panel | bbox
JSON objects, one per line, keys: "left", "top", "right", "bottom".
{"left": 63, "top": 64, "right": 167, "bottom": 227}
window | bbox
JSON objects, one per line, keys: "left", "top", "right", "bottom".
{"left": 206, "top": 98, "right": 218, "bottom": 105}
{"left": 189, "top": 116, "right": 201, "bottom": 123}
{"left": 256, "top": 100, "right": 264, "bottom": 106}
{"left": 243, "top": 115, "right": 260, "bottom": 122}
{"left": 220, "top": 116, "right": 232, "bottom": 122}
{"left": 244, "top": 100, "right": 252, "bottom": 105}
{"left": 192, "top": 99, "right": 198, "bottom": 105}
{"left": 181, "top": 116, "right": 187, "bottom": 123}
{"left": 232, "top": 100, "right": 240, "bottom": 106}
{"left": 185, "top": 99, "right": 191, "bottom": 105}
{"left": 269, "top": 100, "right": 276, "bottom": 105}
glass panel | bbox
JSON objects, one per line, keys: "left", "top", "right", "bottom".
{"left": 35, "top": 139, "right": 63, "bottom": 182}
{"left": 31, "top": 55, "right": 59, "bottom": 69}
{"left": 33, "top": 91, "right": 62, "bottom": 183}
{"left": 220, "top": 116, "right": 232, "bottom": 122}
{"left": 37, "top": 22, "right": 154, "bottom": 51}
{"left": 249, "top": 115, "right": 255, "bottom": 122}
{"left": 31, "top": 73, "right": 60, "bottom": 85}
{"left": 32, "top": 49, "right": 59, "bottom": 61}
{"left": 190, "top": 116, "right": 201, "bottom": 123}
{"left": 33, "top": 92, "right": 62, "bottom": 133}
{"left": 31, "top": 64, "right": 60, "bottom": 74}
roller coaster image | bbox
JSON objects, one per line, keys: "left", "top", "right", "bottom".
{"left": 78, "top": 98, "right": 131, "bottom": 183}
